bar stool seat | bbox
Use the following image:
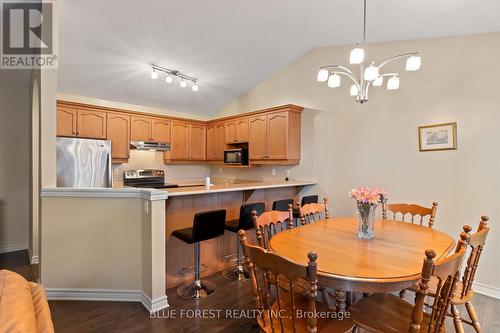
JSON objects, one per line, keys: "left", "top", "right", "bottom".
{"left": 224, "top": 219, "right": 241, "bottom": 233}
{"left": 293, "top": 195, "right": 319, "bottom": 219}
{"left": 172, "top": 209, "right": 226, "bottom": 299}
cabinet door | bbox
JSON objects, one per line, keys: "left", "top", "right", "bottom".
{"left": 267, "top": 112, "right": 289, "bottom": 159}
{"left": 107, "top": 113, "right": 130, "bottom": 162}
{"left": 249, "top": 115, "right": 268, "bottom": 160}
{"left": 225, "top": 121, "right": 237, "bottom": 143}
{"left": 57, "top": 106, "right": 77, "bottom": 137}
{"left": 236, "top": 118, "right": 249, "bottom": 142}
{"left": 189, "top": 123, "right": 206, "bottom": 160}
{"left": 151, "top": 118, "right": 171, "bottom": 143}
{"left": 216, "top": 123, "right": 226, "bottom": 161}
{"left": 130, "top": 116, "right": 151, "bottom": 141}
{"left": 169, "top": 121, "right": 189, "bottom": 160}
{"left": 206, "top": 125, "right": 217, "bottom": 160}
{"left": 77, "top": 108, "right": 107, "bottom": 139}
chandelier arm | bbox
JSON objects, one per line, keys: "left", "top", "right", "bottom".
{"left": 320, "top": 65, "right": 357, "bottom": 78}
{"left": 329, "top": 70, "right": 361, "bottom": 89}
{"left": 377, "top": 52, "right": 419, "bottom": 70}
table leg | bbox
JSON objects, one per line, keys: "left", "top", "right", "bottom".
{"left": 335, "top": 290, "right": 347, "bottom": 313}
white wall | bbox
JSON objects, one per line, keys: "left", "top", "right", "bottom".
{"left": 0, "top": 70, "right": 31, "bottom": 253}
{"left": 213, "top": 32, "right": 500, "bottom": 295}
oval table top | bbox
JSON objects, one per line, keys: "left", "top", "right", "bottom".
{"left": 269, "top": 217, "right": 456, "bottom": 292}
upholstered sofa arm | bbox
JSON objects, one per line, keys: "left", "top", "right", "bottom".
{"left": 0, "top": 270, "right": 55, "bottom": 333}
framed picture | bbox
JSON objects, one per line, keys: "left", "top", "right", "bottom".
{"left": 418, "top": 122, "right": 457, "bottom": 152}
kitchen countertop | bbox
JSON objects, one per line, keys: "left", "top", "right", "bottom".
{"left": 164, "top": 180, "right": 317, "bottom": 197}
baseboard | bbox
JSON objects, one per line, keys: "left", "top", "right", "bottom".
{"left": 45, "top": 288, "right": 169, "bottom": 312}
{"left": 0, "top": 243, "right": 28, "bottom": 254}
{"left": 473, "top": 282, "right": 500, "bottom": 299}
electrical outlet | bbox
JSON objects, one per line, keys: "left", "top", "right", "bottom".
{"left": 285, "top": 169, "right": 290, "bottom": 177}
{"left": 144, "top": 201, "right": 149, "bottom": 214}
{"left": 113, "top": 168, "right": 119, "bottom": 176}
{"left": 272, "top": 168, "right": 276, "bottom": 176}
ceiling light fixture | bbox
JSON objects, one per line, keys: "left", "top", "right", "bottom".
{"left": 150, "top": 64, "right": 199, "bottom": 92}
{"left": 316, "top": 0, "right": 421, "bottom": 103}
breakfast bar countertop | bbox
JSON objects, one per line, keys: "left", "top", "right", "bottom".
{"left": 164, "top": 179, "right": 317, "bottom": 197}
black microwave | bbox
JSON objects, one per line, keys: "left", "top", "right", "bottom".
{"left": 224, "top": 148, "right": 249, "bottom": 165}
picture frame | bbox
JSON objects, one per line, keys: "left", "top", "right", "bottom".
{"left": 418, "top": 122, "right": 457, "bottom": 152}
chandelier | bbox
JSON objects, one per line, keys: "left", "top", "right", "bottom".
{"left": 316, "top": 0, "right": 421, "bottom": 103}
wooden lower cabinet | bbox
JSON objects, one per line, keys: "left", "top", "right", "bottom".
{"left": 165, "top": 186, "right": 300, "bottom": 288}
{"left": 107, "top": 113, "right": 130, "bottom": 163}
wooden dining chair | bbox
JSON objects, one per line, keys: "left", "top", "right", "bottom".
{"left": 382, "top": 201, "right": 438, "bottom": 228}
{"left": 298, "top": 198, "right": 329, "bottom": 225}
{"left": 350, "top": 240, "right": 467, "bottom": 333}
{"left": 238, "top": 230, "right": 353, "bottom": 333}
{"left": 252, "top": 204, "right": 293, "bottom": 250}
{"left": 436, "top": 216, "right": 490, "bottom": 333}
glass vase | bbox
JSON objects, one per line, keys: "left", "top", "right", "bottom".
{"left": 357, "top": 202, "right": 377, "bottom": 240}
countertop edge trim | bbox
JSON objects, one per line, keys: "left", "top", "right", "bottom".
{"left": 41, "top": 188, "right": 168, "bottom": 201}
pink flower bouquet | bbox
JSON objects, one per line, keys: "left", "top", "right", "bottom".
{"left": 349, "top": 187, "right": 387, "bottom": 239}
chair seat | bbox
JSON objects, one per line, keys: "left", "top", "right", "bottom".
{"left": 172, "top": 227, "right": 195, "bottom": 244}
{"left": 407, "top": 278, "right": 472, "bottom": 305}
{"left": 350, "top": 293, "right": 444, "bottom": 333}
{"left": 257, "top": 292, "right": 353, "bottom": 333}
{"left": 224, "top": 219, "right": 254, "bottom": 232}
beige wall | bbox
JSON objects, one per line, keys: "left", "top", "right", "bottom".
{"left": 213, "top": 33, "right": 500, "bottom": 294}
{"left": 0, "top": 72, "right": 31, "bottom": 253}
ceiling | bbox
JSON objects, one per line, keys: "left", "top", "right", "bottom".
{"left": 58, "top": 0, "right": 500, "bottom": 116}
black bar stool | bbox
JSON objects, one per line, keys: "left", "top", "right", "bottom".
{"left": 272, "top": 199, "right": 294, "bottom": 211}
{"left": 172, "top": 209, "right": 226, "bottom": 299}
{"left": 222, "top": 202, "right": 265, "bottom": 281}
{"left": 293, "top": 195, "right": 319, "bottom": 219}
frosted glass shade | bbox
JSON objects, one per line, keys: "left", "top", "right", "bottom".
{"left": 180, "top": 80, "right": 187, "bottom": 88}
{"left": 327, "top": 74, "right": 341, "bottom": 88}
{"left": 350, "top": 84, "right": 359, "bottom": 96}
{"left": 364, "top": 65, "right": 379, "bottom": 81}
{"left": 317, "top": 69, "right": 329, "bottom": 82}
{"left": 373, "top": 76, "right": 383, "bottom": 87}
{"left": 387, "top": 76, "right": 400, "bottom": 90}
{"left": 406, "top": 56, "right": 421, "bottom": 71}
{"left": 150, "top": 70, "right": 158, "bottom": 79}
{"left": 165, "top": 75, "right": 173, "bottom": 83}
{"left": 349, "top": 47, "right": 365, "bottom": 64}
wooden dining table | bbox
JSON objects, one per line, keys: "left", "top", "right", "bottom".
{"left": 269, "top": 216, "right": 455, "bottom": 312}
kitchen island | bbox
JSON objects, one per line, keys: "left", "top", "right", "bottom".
{"left": 164, "top": 179, "right": 316, "bottom": 288}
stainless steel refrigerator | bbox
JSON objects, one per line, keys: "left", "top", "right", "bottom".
{"left": 57, "top": 137, "right": 112, "bottom": 188}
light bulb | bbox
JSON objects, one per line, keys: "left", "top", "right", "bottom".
{"left": 387, "top": 76, "right": 400, "bottom": 90}
{"left": 350, "top": 84, "right": 359, "bottom": 96}
{"left": 327, "top": 74, "right": 341, "bottom": 88}
{"left": 372, "top": 76, "right": 383, "bottom": 87}
{"left": 165, "top": 75, "right": 173, "bottom": 83}
{"left": 317, "top": 69, "right": 329, "bottom": 82}
{"left": 406, "top": 55, "right": 421, "bottom": 71}
{"left": 349, "top": 46, "right": 365, "bottom": 64}
{"left": 364, "top": 65, "right": 379, "bottom": 81}
{"left": 180, "top": 80, "right": 187, "bottom": 88}
{"left": 150, "top": 69, "right": 158, "bottom": 80}
{"left": 192, "top": 83, "right": 199, "bottom": 92}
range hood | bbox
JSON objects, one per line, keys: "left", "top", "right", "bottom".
{"left": 130, "top": 141, "right": 171, "bottom": 152}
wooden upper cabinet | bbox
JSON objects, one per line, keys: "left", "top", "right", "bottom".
{"left": 206, "top": 125, "right": 217, "bottom": 160}
{"left": 216, "top": 123, "right": 226, "bottom": 161}
{"left": 77, "top": 108, "right": 107, "bottom": 139}
{"left": 57, "top": 106, "right": 77, "bottom": 137}
{"left": 236, "top": 118, "right": 249, "bottom": 142}
{"left": 225, "top": 121, "right": 237, "bottom": 143}
{"left": 107, "top": 113, "right": 130, "bottom": 162}
{"left": 167, "top": 121, "right": 190, "bottom": 160}
{"left": 189, "top": 123, "right": 206, "bottom": 161}
{"left": 248, "top": 115, "right": 267, "bottom": 160}
{"left": 130, "top": 116, "right": 151, "bottom": 141}
{"left": 151, "top": 118, "right": 171, "bottom": 143}
{"left": 266, "top": 112, "right": 288, "bottom": 160}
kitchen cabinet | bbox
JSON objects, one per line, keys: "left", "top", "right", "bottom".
{"left": 225, "top": 118, "right": 249, "bottom": 143}
{"left": 130, "top": 116, "right": 171, "bottom": 142}
{"left": 216, "top": 123, "right": 226, "bottom": 160}
{"left": 57, "top": 105, "right": 106, "bottom": 139}
{"left": 206, "top": 125, "right": 217, "bottom": 160}
{"left": 165, "top": 121, "right": 190, "bottom": 160}
{"left": 107, "top": 112, "right": 130, "bottom": 163}
{"left": 248, "top": 108, "right": 301, "bottom": 164}
{"left": 189, "top": 123, "right": 206, "bottom": 161}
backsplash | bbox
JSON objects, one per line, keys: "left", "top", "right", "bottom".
{"left": 112, "top": 150, "right": 210, "bottom": 185}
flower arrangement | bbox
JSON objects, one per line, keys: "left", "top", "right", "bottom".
{"left": 349, "top": 187, "right": 387, "bottom": 239}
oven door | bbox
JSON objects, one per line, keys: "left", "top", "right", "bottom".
{"left": 224, "top": 149, "right": 242, "bottom": 165}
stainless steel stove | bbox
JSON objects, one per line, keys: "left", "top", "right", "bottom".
{"left": 123, "top": 169, "right": 179, "bottom": 189}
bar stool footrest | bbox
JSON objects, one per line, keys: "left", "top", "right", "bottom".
{"left": 178, "top": 264, "right": 208, "bottom": 277}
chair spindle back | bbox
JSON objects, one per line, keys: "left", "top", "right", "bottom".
{"left": 252, "top": 204, "right": 293, "bottom": 250}
{"left": 298, "top": 198, "right": 329, "bottom": 225}
{"left": 382, "top": 201, "right": 438, "bottom": 228}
